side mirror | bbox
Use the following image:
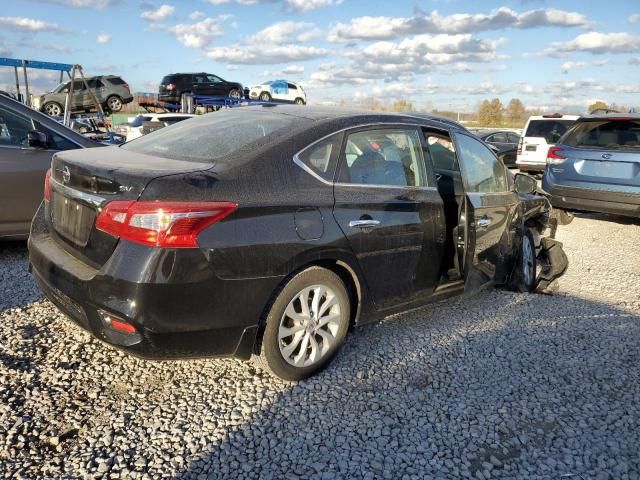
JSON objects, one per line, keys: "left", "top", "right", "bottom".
{"left": 28, "top": 130, "right": 49, "bottom": 149}
{"left": 513, "top": 173, "right": 538, "bottom": 195}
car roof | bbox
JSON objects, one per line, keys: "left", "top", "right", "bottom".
{"left": 228, "top": 105, "right": 469, "bottom": 131}
{"left": 470, "top": 129, "right": 517, "bottom": 137}
{"left": 526, "top": 115, "right": 580, "bottom": 121}
{"left": 577, "top": 113, "right": 640, "bottom": 121}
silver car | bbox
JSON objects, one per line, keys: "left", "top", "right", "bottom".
{"left": 39, "top": 75, "right": 134, "bottom": 116}
{"left": 542, "top": 114, "right": 640, "bottom": 218}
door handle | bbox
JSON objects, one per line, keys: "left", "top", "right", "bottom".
{"left": 476, "top": 217, "right": 492, "bottom": 228}
{"left": 349, "top": 219, "right": 380, "bottom": 228}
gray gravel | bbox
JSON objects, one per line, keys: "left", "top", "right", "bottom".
{"left": 1, "top": 213, "right": 639, "bottom": 480}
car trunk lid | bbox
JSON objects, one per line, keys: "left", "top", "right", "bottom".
{"left": 48, "top": 147, "right": 212, "bottom": 267}
{"left": 555, "top": 146, "right": 640, "bottom": 187}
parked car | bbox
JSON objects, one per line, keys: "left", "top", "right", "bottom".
{"left": 516, "top": 114, "right": 578, "bottom": 173}
{"left": 542, "top": 113, "right": 640, "bottom": 218}
{"left": 40, "top": 75, "right": 133, "bottom": 116}
{"left": 471, "top": 129, "right": 520, "bottom": 167}
{"left": 158, "top": 73, "right": 243, "bottom": 103}
{"left": 246, "top": 80, "right": 307, "bottom": 105}
{"left": 115, "top": 113, "right": 196, "bottom": 142}
{"left": 29, "top": 106, "right": 567, "bottom": 381}
{"left": 0, "top": 95, "right": 98, "bottom": 238}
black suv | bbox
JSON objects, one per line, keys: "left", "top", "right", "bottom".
{"left": 159, "top": 73, "right": 243, "bottom": 103}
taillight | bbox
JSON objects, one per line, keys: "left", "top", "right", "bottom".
{"left": 546, "top": 146, "right": 566, "bottom": 165}
{"left": 517, "top": 138, "right": 523, "bottom": 156}
{"left": 44, "top": 168, "right": 52, "bottom": 201}
{"left": 95, "top": 201, "right": 237, "bottom": 248}
{"left": 166, "top": 83, "right": 175, "bottom": 91}
{"left": 123, "top": 83, "right": 130, "bottom": 91}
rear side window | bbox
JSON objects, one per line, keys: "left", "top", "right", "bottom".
{"left": 122, "top": 110, "right": 301, "bottom": 163}
{"left": 524, "top": 120, "right": 574, "bottom": 143}
{"left": 337, "top": 128, "right": 426, "bottom": 187}
{"left": 296, "top": 133, "right": 342, "bottom": 182}
{"left": 107, "top": 77, "right": 126, "bottom": 85}
{"left": 562, "top": 120, "right": 640, "bottom": 150}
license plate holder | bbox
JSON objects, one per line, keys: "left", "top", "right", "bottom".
{"left": 51, "top": 191, "right": 96, "bottom": 246}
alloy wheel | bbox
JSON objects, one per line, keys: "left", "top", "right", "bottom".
{"left": 44, "top": 103, "right": 62, "bottom": 116}
{"left": 522, "top": 234, "right": 535, "bottom": 288}
{"left": 278, "top": 284, "right": 342, "bottom": 367}
{"left": 108, "top": 97, "right": 122, "bottom": 111}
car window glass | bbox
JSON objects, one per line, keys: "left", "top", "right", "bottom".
{"left": 87, "top": 79, "right": 104, "bottom": 89}
{"left": 71, "top": 81, "right": 86, "bottom": 91}
{"left": 288, "top": 83, "right": 297, "bottom": 89}
{"left": 562, "top": 120, "right": 640, "bottom": 150}
{"left": 297, "top": 134, "right": 341, "bottom": 182}
{"left": 492, "top": 132, "right": 507, "bottom": 143}
{"left": 0, "top": 105, "right": 33, "bottom": 147}
{"left": 524, "top": 120, "right": 574, "bottom": 143}
{"left": 108, "top": 77, "right": 126, "bottom": 85}
{"left": 508, "top": 133, "right": 520, "bottom": 143}
{"left": 338, "top": 128, "right": 426, "bottom": 187}
{"left": 193, "top": 75, "right": 207, "bottom": 84}
{"left": 34, "top": 122, "right": 78, "bottom": 150}
{"left": 207, "top": 75, "right": 222, "bottom": 83}
{"left": 425, "top": 133, "right": 458, "bottom": 172}
{"left": 454, "top": 133, "right": 508, "bottom": 193}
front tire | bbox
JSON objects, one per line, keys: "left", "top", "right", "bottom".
{"left": 228, "top": 89, "right": 242, "bottom": 99}
{"left": 43, "top": 102, "right": 63, "bottom": 116}
{"left": 256, "top": 267, "right": 350, "bottom": 381}
{"left": 511, "top": 230, "right": 537, "bottom": 293}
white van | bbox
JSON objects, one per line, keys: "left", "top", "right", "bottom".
{"left": 516, "top": 114, "right": 579, "bottom": 173}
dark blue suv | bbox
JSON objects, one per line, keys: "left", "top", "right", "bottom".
{"left": 542, "top": 114, "right": 640, "bottom": 218}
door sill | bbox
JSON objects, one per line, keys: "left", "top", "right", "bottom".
{"left": 433, "top": 279, "right": 464, "bottom": 296}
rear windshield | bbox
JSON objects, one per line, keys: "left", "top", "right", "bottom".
{"left": 121, "top": 109, "right": 301, "bottom": 162}
{"left": 524, "top": 120, "right": 575, "bottom": 144}
{"left": 562, "top": 119, "right": 640, "bottom": 150}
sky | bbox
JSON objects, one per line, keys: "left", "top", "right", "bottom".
{"left": 0, "top": 0, "right": 639, "bottom": 113}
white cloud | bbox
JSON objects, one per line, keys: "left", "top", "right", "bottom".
{"left": 96, "top": 32, "right": 111, "bottom": 44}
{"left": 561, "top": 61, "right": 586, "bottom": 73}
{"left": 170, "top": 18, "right": 223, "bottom": 48}
{"left": 0, "top": 16, "right": 62, "bottom": 33}
{"left": 629, "top": 57, "right": 640, "bottom": 66}
{"left": 33, "top": 0, "right": 119, "bottom": 7}
{"left": 328, "top": 7, "right": 591, "bottom": 42}
{"left": 207, "top": 45, "right": 327, "bottom": 64}
{"left": 629, "top": 13, "right": 640, "bottom": 23}
{"left": 140, "top": 4, "right": 175, "bottom": 22}
{"left": 205, "top": 0, "right": 339, "bottom": 10}
{"left": 248, "top": 21, "right": 321, "bottom": 44}
{"left": 189, "top": 10, "right": 205, "bottom": 20}
{"left": 547, "top": 32, "right": 640, "bottom": 55}
{"left": 282, "top": 65, "right": 304, "bottom": 74}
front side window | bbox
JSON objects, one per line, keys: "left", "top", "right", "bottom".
{"left": 0, "top": 105, "right": 33, "bottom": 147}
{"left": 296, "top": 133, "right": 342, "bottom": 182}
{"left": 193, "top": 75, "right": 207, "bottom": 84}
{"left": 337, "top": 128, "right": 426, "bottom": 187}
{"left": 454, "top": 133, "right": 508, "bottom": 193}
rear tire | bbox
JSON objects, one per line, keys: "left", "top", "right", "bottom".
{"left": 255, "top": 267, "right": 350, "bottom": 381}
{"left": 259, "top": 92, "right": 271, "bottom": 102}
{"left": 105, "top": 95, "right": 123, "bottom": 112}
{"left": 228, "top": 89, "right": 242, "bottom": 99}
{"left": 294, "top": 97, "right": 305, "bottom": 105}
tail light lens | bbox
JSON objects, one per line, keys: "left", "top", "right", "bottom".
{"left": 516, "top": 138, "right": 523, "bottom": 156}
{"left": 123, "top": 83, "right": 130, "bottom": 91}
{"left": 44, "top": 168, "right": 52, "bottom": 201}
{"left": 546, "top": 146, "right": 566, "bottom": 165}
{"left": 95, "top": 201, "right": 237, "bottom": 248}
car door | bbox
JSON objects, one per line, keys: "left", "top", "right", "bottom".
{"left": 271, "top": 81, "right": 289, "bottom": 102}
{"left": 86, "top": 78, "right": 106, "bottom": 107}
{"left": 206, "top": 75, "right": 227, "bottom": 96}
{"left": 0, "top": 104, "right": 57, "bottom": 236}
{"left": 332, "top": 126, "right": 446, "bottom": 311}
{"left": 191, "top": 74, "right": 209, "bottom": 96}
{"left": 287, "top": 83, "right": 299, "bottom": 102}
{"left": 451, "top": 132, "right": 518, "bottom": 289}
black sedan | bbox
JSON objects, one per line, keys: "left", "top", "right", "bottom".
{"left": 29, "top": 107, "right": 567, "bottom": 380}
{"left": 471, "top": 129, "right": 520, "bottom": 167}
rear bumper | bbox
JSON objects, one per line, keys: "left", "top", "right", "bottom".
{"left": 158, "top": 93, "right": 179, "bottom": 103}
{"left": 542, "top": 175, "right": 640, "bottom": 218}
{"left": 28, "top": 205, "right": 282, "bottom": 360}
{"left": 515, "top": 160, "right": 545, "bottom": 172}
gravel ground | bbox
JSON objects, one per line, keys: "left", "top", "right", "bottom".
{"left": 1, "top": 213, "right": 639, "bottom": 480}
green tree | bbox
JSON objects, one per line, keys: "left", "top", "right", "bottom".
{"left": 478, "top": 98, "right": 504, "bottom": 126}
{"left": 391, "top": 99, "right": 414, "bottom": 112}
{"left": 506, "top": 98, "right": 526, "bottom": 124}
{"left": 588, "top": 100, "right": 608, "bottom": 113}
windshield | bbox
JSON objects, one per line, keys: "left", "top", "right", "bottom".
{"left": 525, "top": 120, "right": 575, "bottom": 144}
{"left": 122, "top": 109, "right": 301, "bottom": 162}
{"left": 562, "top": 119, "right": 640, "bottom": 150}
